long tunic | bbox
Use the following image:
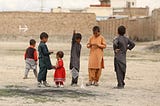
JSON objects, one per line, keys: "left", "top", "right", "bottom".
{"left": 38, "top": 41, "right": 52, "bottom": 69}
{"left": 70, "top": 42, "right": 81, "bottom": 70}
{"left": 88, "top": 35, "right": 106, "bottom": 69}
{"left": 113, "top": 35, "right": 135, "bottom": 72}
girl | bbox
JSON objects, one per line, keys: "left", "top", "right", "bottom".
{"left": 54, "top": 51, "right": 66, "bottom": 88}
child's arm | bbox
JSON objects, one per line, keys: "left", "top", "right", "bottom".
{"left": 128, "top": 39, "right": 135, "bottom": 50}
{"left": 34, "top": 50, "right": 38, "bottom": 61}
{"left": 113, "top": 37, "right": 120, "bottom": 53}
{"left": 55, "top": 60, "right": 63, "bottom": 69}
{"left": 24, "top": 51, "right": 27, "bottom": 60}
{"left": 87, "top": 37, "right": 92, "bottom": 48}
{"left": 98, "top": 38, "right": 106, "bottom": 49}
{"left": 71, "top": 30, "right": 76, "bottom": 45}
{"left": 41, "top": 45, "right": 53, "bottom": 56}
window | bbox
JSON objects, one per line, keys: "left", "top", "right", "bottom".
{"left": 126, "top": 2, "right": 131, "bottom": 8}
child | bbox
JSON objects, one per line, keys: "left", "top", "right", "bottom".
{"left": 24, "top": 39, "right": 38, "bottom": 79}
{"left": 54, "top": 51, "right": 66, "bottom": 88}
{"left": 70, "top": 30, "right": 82, "bottom": 86}
{"left": 37, "top": 32, "right": 53, "bottom": 87}
{"left": 86, "top": 26, "right": 106, "bottom": 86}
{"left": 113, "top": 26, "right": 135, "bottom": 89}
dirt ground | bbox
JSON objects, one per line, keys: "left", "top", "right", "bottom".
{"left": 0, "top": 40, "right": 160, "bottom": 106}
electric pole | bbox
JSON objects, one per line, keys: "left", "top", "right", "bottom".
{"left": 41, "top": 0, "right": 43, "bottom": 12}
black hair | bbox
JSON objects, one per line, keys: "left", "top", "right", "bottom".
{"left": 30, "top": 39, "right": 36, "bottom": 45}
{"left": 75, "top": 33, "right": 82, "bottom": 40}
{"left": 118, "top": 26, "right": 126, "bottom": 36}
{"left": 93, "top": 26, "right": 100, "bottom": 32}
{"left": 56, "top": 51, "right": 64, "bottom": 58}
{"left": 40, "top": 32, "right": 49, "bottom": 39}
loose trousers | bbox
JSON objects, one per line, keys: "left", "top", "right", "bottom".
{"left": 88, "top": 68, "right": 102, "bottom": 82}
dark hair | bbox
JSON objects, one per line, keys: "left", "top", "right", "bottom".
{"left": 30, "top": 39, "right": 36, "bottom": 45}
{"left": 56, "top": 51, "right": 64, "bottom": 58}
{"left": 40, "top": 32, "right": 49, "bottom": 39}
{"left": 93, "top": 26, "right": 100, "bottom": 32}
{"left": 75, "top": 33, "right": 82, "bottom": 40}
{"left": 118, "top": 26, "right": 126, "bottom": 36}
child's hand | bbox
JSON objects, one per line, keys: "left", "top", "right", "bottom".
{"left": 91, "top": 44, "right": 98, "bottom": 46}
{"left": 52, "top": 66, "right": 56, "bottom": 69}
{"left": 50, "top": 51, "right": 54, "bottom": 54}
{"left": 115, "top": 49, "right": 120, "bottom": 53}
{"left": 87, "top": 43, "right": 91, "bottom": 48}
{"left": 91, "top": 44, "right": 99, "bottom": 48}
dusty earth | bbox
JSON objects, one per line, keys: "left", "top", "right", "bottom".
{"left": 0, "top": 39, "right": 160, "bottom": 106}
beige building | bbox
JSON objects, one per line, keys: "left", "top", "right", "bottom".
{"left": 83, "top": 0, "right": 113, "bottom": 19}
{"left": 84, "top": 7, "right": 113, "bottom": 17}
{"left": 84, "top": 0, "right": 138, "bottom": 19}
{"left": 51, "top": 7, "right": 70, "bottom": 13}
{"left": 111, "top": 0, "right": 137, "bottom": 8}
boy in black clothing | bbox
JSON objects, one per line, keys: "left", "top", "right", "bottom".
{"left": 37, "top": 32, "right": 53, "bottom": 87}
{"left": 70, "top": 30, "right": 82, "bottom": 86}
{"left": 113, "top": 26, "right": 135, "bottom": 89}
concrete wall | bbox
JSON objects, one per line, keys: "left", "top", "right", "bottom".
{"left": 0, "top": 12, "right": 96, "bottom": 39}
{"left": 98, "top": 8, "right": 160, "bottom": 41}
{"left": 84, "top": 7, "right": 113, "bottom": 17}
{"left": 113, "top": 7, "right": 149, "bottom": 17}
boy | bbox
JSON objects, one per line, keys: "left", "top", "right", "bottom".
{"left": 70, "top": 31, "right": 82, "bottom": 86}
{"left": 37, "top": 32, "right": 53, "bottom": 87}
{"left": 24, "top": 39, "right": 38, "bottom": 79}
{"left": 113, "top": 26, "right": 135, "bottom": 89}
{"left": 86, "top": 26, "right": 106, "bottom": 86}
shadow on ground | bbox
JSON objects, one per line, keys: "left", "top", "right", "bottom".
{"left": 0, "top": 85, "right": 98, "bottom": 103}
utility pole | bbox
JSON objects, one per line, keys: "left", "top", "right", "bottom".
{"left": 41, "top": 0, "right": 43, "bottom": 12}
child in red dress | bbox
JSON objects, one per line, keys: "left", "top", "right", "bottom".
{"left": 53, "top": 51, "right": 66, "bottom": 88}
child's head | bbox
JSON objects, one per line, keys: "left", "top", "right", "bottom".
{"left": 93, "top": 26, "right": 100, "bottom": 37}
{"left": 40, "top": 32, "right": 49, "bottom": 43}
{"left": 75, "top": 33, "right": 82, "bottom": 44}
{"left": 56, "top": 51, "right": 64, "bottom": 59}
{"left": 118, "top": 26, "right": 126, "bottom": 36}
{"left": 30, "top": 39, "right": 36, "bottom": 47}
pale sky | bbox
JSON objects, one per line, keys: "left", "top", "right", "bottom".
{"left": 0, "top": 0, "right": 159, "bottom": 12}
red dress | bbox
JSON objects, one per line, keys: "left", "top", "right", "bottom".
{"left": 54, "top": 59, "right": 66, "bottom": 82}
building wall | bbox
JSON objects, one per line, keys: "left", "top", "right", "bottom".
{"left": 98, "top": 8, "right": 160, "bottom": 41}
{"left": 113, "top": 7, "right": 149, "bottom": 17}
{"left": 0, "top": 12, "right": 96, "bottom": 39}
{"left": 111, "top": 0, "right": 126, "bottom": 8}
{"left": 126, "top": 0, "right": 137, "bottom": 7}
{"left": 111, "top": 0, "right": 136, "bottom": 8}
{"left": 84, "top": 7, "right": 113, "bottom": 17}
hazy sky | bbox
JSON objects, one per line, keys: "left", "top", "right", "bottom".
{"left": 0, "top": 0, "right": 159, "bottom": 12}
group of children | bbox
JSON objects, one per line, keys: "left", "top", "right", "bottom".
{"left": 24, "top": 25, "right": 135, "bottom": 89}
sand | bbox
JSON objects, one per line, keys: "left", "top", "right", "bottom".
{"left": 0, "top": 40, "right": 160, "bottom": 106}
